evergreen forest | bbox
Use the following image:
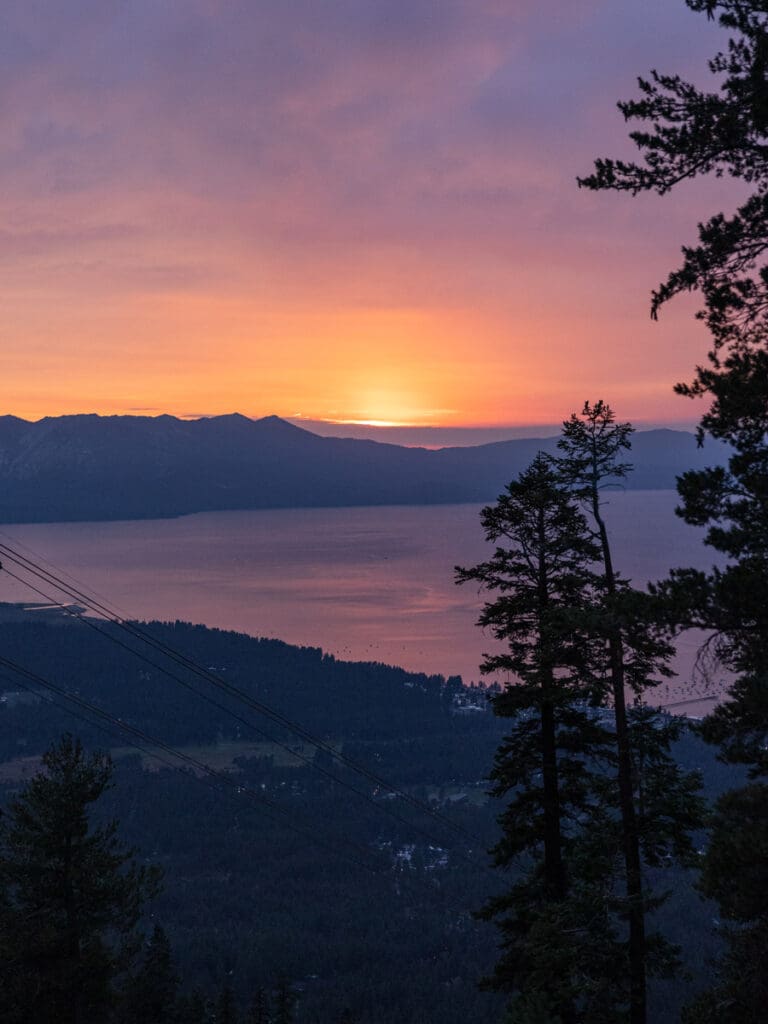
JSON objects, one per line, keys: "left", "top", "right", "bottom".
{"left": 0, "top": 614, "right": 750, "bottom": 1022}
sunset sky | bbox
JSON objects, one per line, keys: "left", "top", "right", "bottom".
{"left": 1, "top": 1, "right": 737, "bottom": 428}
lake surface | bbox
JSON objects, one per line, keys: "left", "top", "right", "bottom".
{"left": 0, "top": 493, "right": 727, "bottom": 711}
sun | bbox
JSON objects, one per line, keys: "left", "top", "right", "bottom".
{"left": 330, "top": 417, "right": 412, "bottom": 428}
{"left": 319, "top": 385, "right": 458, "bottom": 428}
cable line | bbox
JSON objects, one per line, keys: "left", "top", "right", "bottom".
{"left": 0, "top": 668, "right": 248, "bottom": 801}
{"left": 0, "top": 654, "right": 383, "bottom": 874}
{"left": 0, "top": 663, "right": 493, "bottom": 920}
{"left": 1, "top": 560, "right": 482, "bottom": 860}
{"left": 0, "top": 540, "right": 488, "bottom": 850}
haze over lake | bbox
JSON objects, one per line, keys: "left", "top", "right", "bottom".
{"left": 0, "top": 492, "right": 724, "bottom": 709}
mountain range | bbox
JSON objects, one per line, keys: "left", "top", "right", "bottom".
{"left": 0, "top": 413, "right": 728, "bottom": 524}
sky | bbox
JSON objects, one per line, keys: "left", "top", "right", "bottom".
{"left": 1, "top": 0, "right": 738, "bottom": 428}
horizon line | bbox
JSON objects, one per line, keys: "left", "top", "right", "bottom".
{"left": 0, "top": 410, "right": 700, "bottom": 433}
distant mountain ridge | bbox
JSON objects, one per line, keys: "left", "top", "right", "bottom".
{"left": 0, "top": 413, "right": 728, "bottom": 524}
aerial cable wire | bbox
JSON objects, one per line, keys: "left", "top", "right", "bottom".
{"left": 0, "top": 526, "right": 136, "bottom": 622}
{"left": 0, "top": 542, "right": 487, "bottom": 849}
{"left": 0, "top": 540, "right": 478, "bottom": 839}
{"left": 0, "top": 655, "right": 383, "bottom": 874}
{"left": 0, "top": 673, "right": 394, "bottom": 881}
{"left": 0, "top": 560, "right": 485, "bottom": 861}
{"left": 0, "top": 663, "right": 495, "bottom": 918}
{"left": 0, "top": 667, "right": 277, "bottom": 818}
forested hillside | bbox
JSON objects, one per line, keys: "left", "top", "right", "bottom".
{"left": 0, "top": 613, "right": 740, "bottom": 1022}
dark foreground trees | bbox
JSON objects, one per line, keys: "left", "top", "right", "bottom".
{"left": 579, "top": 0, "right": 768, "bottom": 351}
{"left": 668, "top": 377, "right": 768, "bottom": 1015}
{"left": 458, "top": 450, "right": 705, "bottom": 1022}
{"left": 556, "top": 402, "right": 707, "bottom": 1024}
{"left": 555, "top": 401, "right": 672, "bottom": 1024}
{"left": 460, "top": 439, "right": 704, "bottom": 1023}
{"left": 456, "top": 454, "right": 618, "bottom": 1023}
{"left": 0, "top": 734, "right": 160, "bottom": 1024}
{"left": 682, "top": 782, "right": 768, "bottom": 1022}
{"left": 582, "top": 3, "right": 768, "bottom": 1017}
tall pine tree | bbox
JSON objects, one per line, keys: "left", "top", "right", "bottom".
{"left": 0, "top": 734, "right": 160, "bottom": 1024}
{"left": 556, "top": 402, "right": 651, "bottom": 1024}
{"left": 457, "top": 454, "right": 624, "bottom": 1023}
{"left": 555, "top": 401, "right": 703, "bottom": 1024}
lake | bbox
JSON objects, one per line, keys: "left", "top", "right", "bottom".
{"left": 0, "top": 492, "right": 727, "bottom": 712}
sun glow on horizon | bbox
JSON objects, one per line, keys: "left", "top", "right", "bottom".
{"left": 329, "top": 418, "right": 419, "bottom": 428}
